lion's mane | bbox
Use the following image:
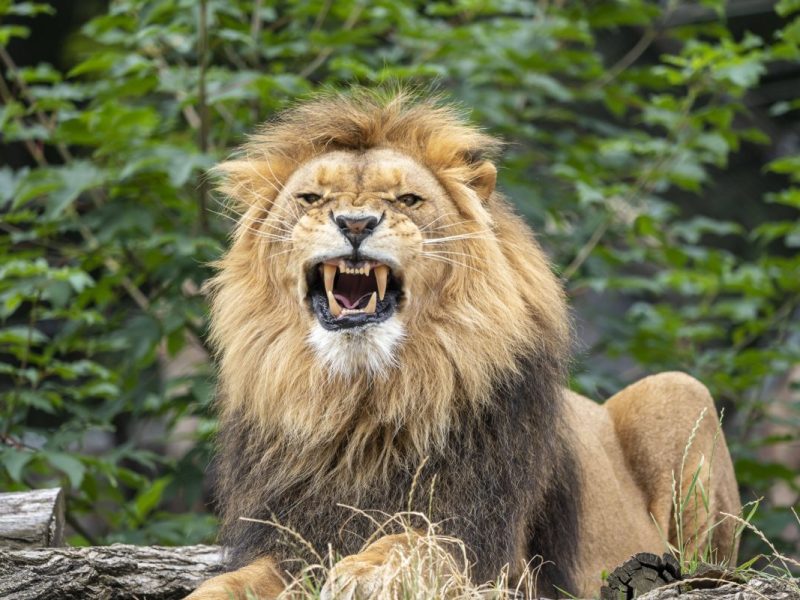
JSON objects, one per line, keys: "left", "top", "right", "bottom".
{"left": 207, "top": 90, "right": 580, "bottom": 595}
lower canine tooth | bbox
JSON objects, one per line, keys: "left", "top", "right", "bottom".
{"left": 364, "top": 292, "right": 377, "bottom": 314}
{"left": 375, "top": 265, "right": 388, "bottom": 301}
{"left": 326, "top": 290, "right": 342, "bottom": 317}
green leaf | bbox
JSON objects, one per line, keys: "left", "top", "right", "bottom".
{"left": 0, "top": 326, "right": 48, "bottom": 346}
{"left": 67, "top": 52, "right": 124, "bottom": 78}
{"left": 0, "top": 25, "right": 29, "bottom": 46}
{"left": 46, "top": 162, "right": 108, "bottom": 218}
{"left": 1, "top": 449, "right": 34, "bottom": 482}
{"left": 46, "top": 453, "right": 86, "bottom": 489}
{"left": 777, "top": 0, "right": 800, "bottom": 16}
{"left": 766, "top": 155, "right": 800, "bottom": 182}
{"left": 134, "top": 476, "right": 171, "bottom": 521}
{"left": 4, "top": 2, "right": 54, "bottom": 17}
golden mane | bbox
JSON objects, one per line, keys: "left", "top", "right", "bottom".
{"left": 207, "top": 89, "right": 570, "bottom": 493}
{"left": 216, "top": 88, "right": 502, "bottom": 212}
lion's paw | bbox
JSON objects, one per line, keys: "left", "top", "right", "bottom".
{"left": 320, "top": 553, "right": 389, "bottom": 600}
{"left": 185, "top": 557, "right": 284, "bottom": 600}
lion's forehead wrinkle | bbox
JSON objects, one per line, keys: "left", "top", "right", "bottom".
{"left": 296, "top": 149, "right": 438, "bottom": 199}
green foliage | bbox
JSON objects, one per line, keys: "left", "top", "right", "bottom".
{"left": 1, "top": 0, "right": 797, "bottom": 558}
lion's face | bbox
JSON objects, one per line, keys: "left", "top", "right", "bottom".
{"left": 261, "top": 148, "right": 486, "bottom": 376}
{"left": 211, "top": 93, "right": 569, "bottom": 443}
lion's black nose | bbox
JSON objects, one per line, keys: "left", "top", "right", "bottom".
{"left": 335, "top": 215, "right": 380, "bottom": 248}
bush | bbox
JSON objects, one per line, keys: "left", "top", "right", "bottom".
{"left": 1, "top": 0, "right": 798, "bottom": 558}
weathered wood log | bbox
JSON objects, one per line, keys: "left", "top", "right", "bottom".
{"left": 638, "top": 576, "right": 800, "bottom": 599}
{"left": 0, "top": 487, "right": 65, "bottom": 548}
{"left": 601, "top": 553, "right": 799, "bottom": 600}
{"left": 0, "top": 542, "right": 796, "bottom": 600}
{"left": 0, "top": 544, "right": 224, "bottom": 600}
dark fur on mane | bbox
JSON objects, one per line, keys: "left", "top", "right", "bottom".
{"left": 213, "top": 349, "right": 581, "bottom": 597}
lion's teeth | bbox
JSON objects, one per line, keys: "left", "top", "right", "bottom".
{"left": 323, "top": 264, "right": 336, "bottom": 293}
{"left": 375, "top": 265, "right": 388, "bottom": 301}
{"left": 326, "top": 290, "right": 342, "bottom": 317}
{"left": 364, "top": 292, "right": 377, "bottom": 314}
{"left": 363, "top": 264, "right": 371, "bottom": 276}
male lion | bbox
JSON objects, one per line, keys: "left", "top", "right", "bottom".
{"left": 189, "top": 90, "right": 740, "bottom": 599}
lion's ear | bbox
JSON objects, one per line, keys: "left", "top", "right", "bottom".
{"left": 468, "top": 160, "right": 497, "bottom": 201}
{"left": 214, "top": 156, "right": 294, "bottom": 210}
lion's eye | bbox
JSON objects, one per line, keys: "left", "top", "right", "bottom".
{"left": 296, "top": 192, "right": 322, "bottom": 205}
{"left": 397, "top": 193, "right": 423, "bottom": 208}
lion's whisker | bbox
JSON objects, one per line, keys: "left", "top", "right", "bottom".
{"left": 424, "top": 220, "right": 482, "bottom": 233}
{"left": 420, "top": 252, "right": 483, "bottom": 273}
{"left": 420, "top": 212, "right": 460, "bottom": 231}
{"left": 266, "top": 246, "right": 297, "bottom": 259}
{"left": 422, "top": 232, "right": 493, "bottom": 244}
{"left": 422, "top": 250, "right": 487, "bottom": 262}
{"left": 211, "top": 209, "right": 294, "bottom": 240}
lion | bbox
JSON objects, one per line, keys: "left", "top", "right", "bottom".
{"left": 188, "top": 89, "right": 741, "bottom": 599}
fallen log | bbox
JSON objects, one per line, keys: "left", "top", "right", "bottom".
{"left": 0, "top": 487, "right": 65, "bottom": 548}
{"left": 0, "top": 544, "right": 223, "bottom": 600}
{"left": 0, "top": 490, "right": 795, "bottom": 599}
{"left": 638, "top": 577, "right": 800, "bottom": 599}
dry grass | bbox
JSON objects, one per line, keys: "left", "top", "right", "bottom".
{"left": 241, "top": 510, "right": 553, "bottom": 600}
{"left": 231, "top": 506, "right": 798, "bottom": 600}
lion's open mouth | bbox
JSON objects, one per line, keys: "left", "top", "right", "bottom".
{"left": 307, "top": 259, "right": 403, "bottom": 330}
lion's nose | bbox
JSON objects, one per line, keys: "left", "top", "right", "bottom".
{"left": 335, "top": 214, "right": 380, "bottom": 249}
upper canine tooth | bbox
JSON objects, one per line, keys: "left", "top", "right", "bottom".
{"left": 323, "top": 264, "right": 336, "bottom": 293}
{"left": 326, "top": 290, "right": 342, "bottom": 317}
{"left": 364, "top": 292, "right": 377, "bottom": 314}
{"left": 374, "top": 265, "right": 389, "bottom": 301}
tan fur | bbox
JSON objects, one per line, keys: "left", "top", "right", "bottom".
{"left": 320, "top": 533, "right": 425, "bottom": 599}
{"left": 190, "top": 90, "right": 740, "bottom": 599}
{"left": 186, "top": 557, "right": 284, "bottom": 600}
{"left": 565, "top": 373, "right": 740, "bottom": 594}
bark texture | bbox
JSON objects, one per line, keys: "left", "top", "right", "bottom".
{"left": 0, "top": 488, "right": 65, "bottom": 548}
{"left": 638, "top": 577, "right": 800, "bottom": 600}
{"left": 0, "top": 544, "right": 223, "bottom": 600}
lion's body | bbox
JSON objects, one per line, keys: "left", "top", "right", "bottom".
{"left": 189, "top": 90, "right": 740, "bottom": 600}
{"left": 565, "top": 375, "right": 740, "bottom": 593}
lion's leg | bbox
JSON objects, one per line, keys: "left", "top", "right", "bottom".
{"left": 186, "top": 556, "right": 285, "bottom": 600}
{"left": 321, "top": 533, "right": 425, "bottom": 600}
{"left": 604, "top": 372, "right": 741, "bottom": 565}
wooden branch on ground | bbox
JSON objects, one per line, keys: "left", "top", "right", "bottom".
{"left": 0, "top": 544, "right": 223, "bottom": 600}
{"left": 0, "top": 488, "right": 65, "bottom": 548}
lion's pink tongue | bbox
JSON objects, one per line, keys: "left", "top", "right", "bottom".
{"left": 334, "top": 293, "right": 370, "bottom": 309}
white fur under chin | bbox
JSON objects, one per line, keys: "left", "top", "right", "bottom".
{"left": 307, "top": 318, "right": 405, "bottom": 379}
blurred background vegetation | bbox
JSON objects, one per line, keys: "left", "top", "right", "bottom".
{"left": 0, "top": 0, "right": 798, "bottom": 563}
